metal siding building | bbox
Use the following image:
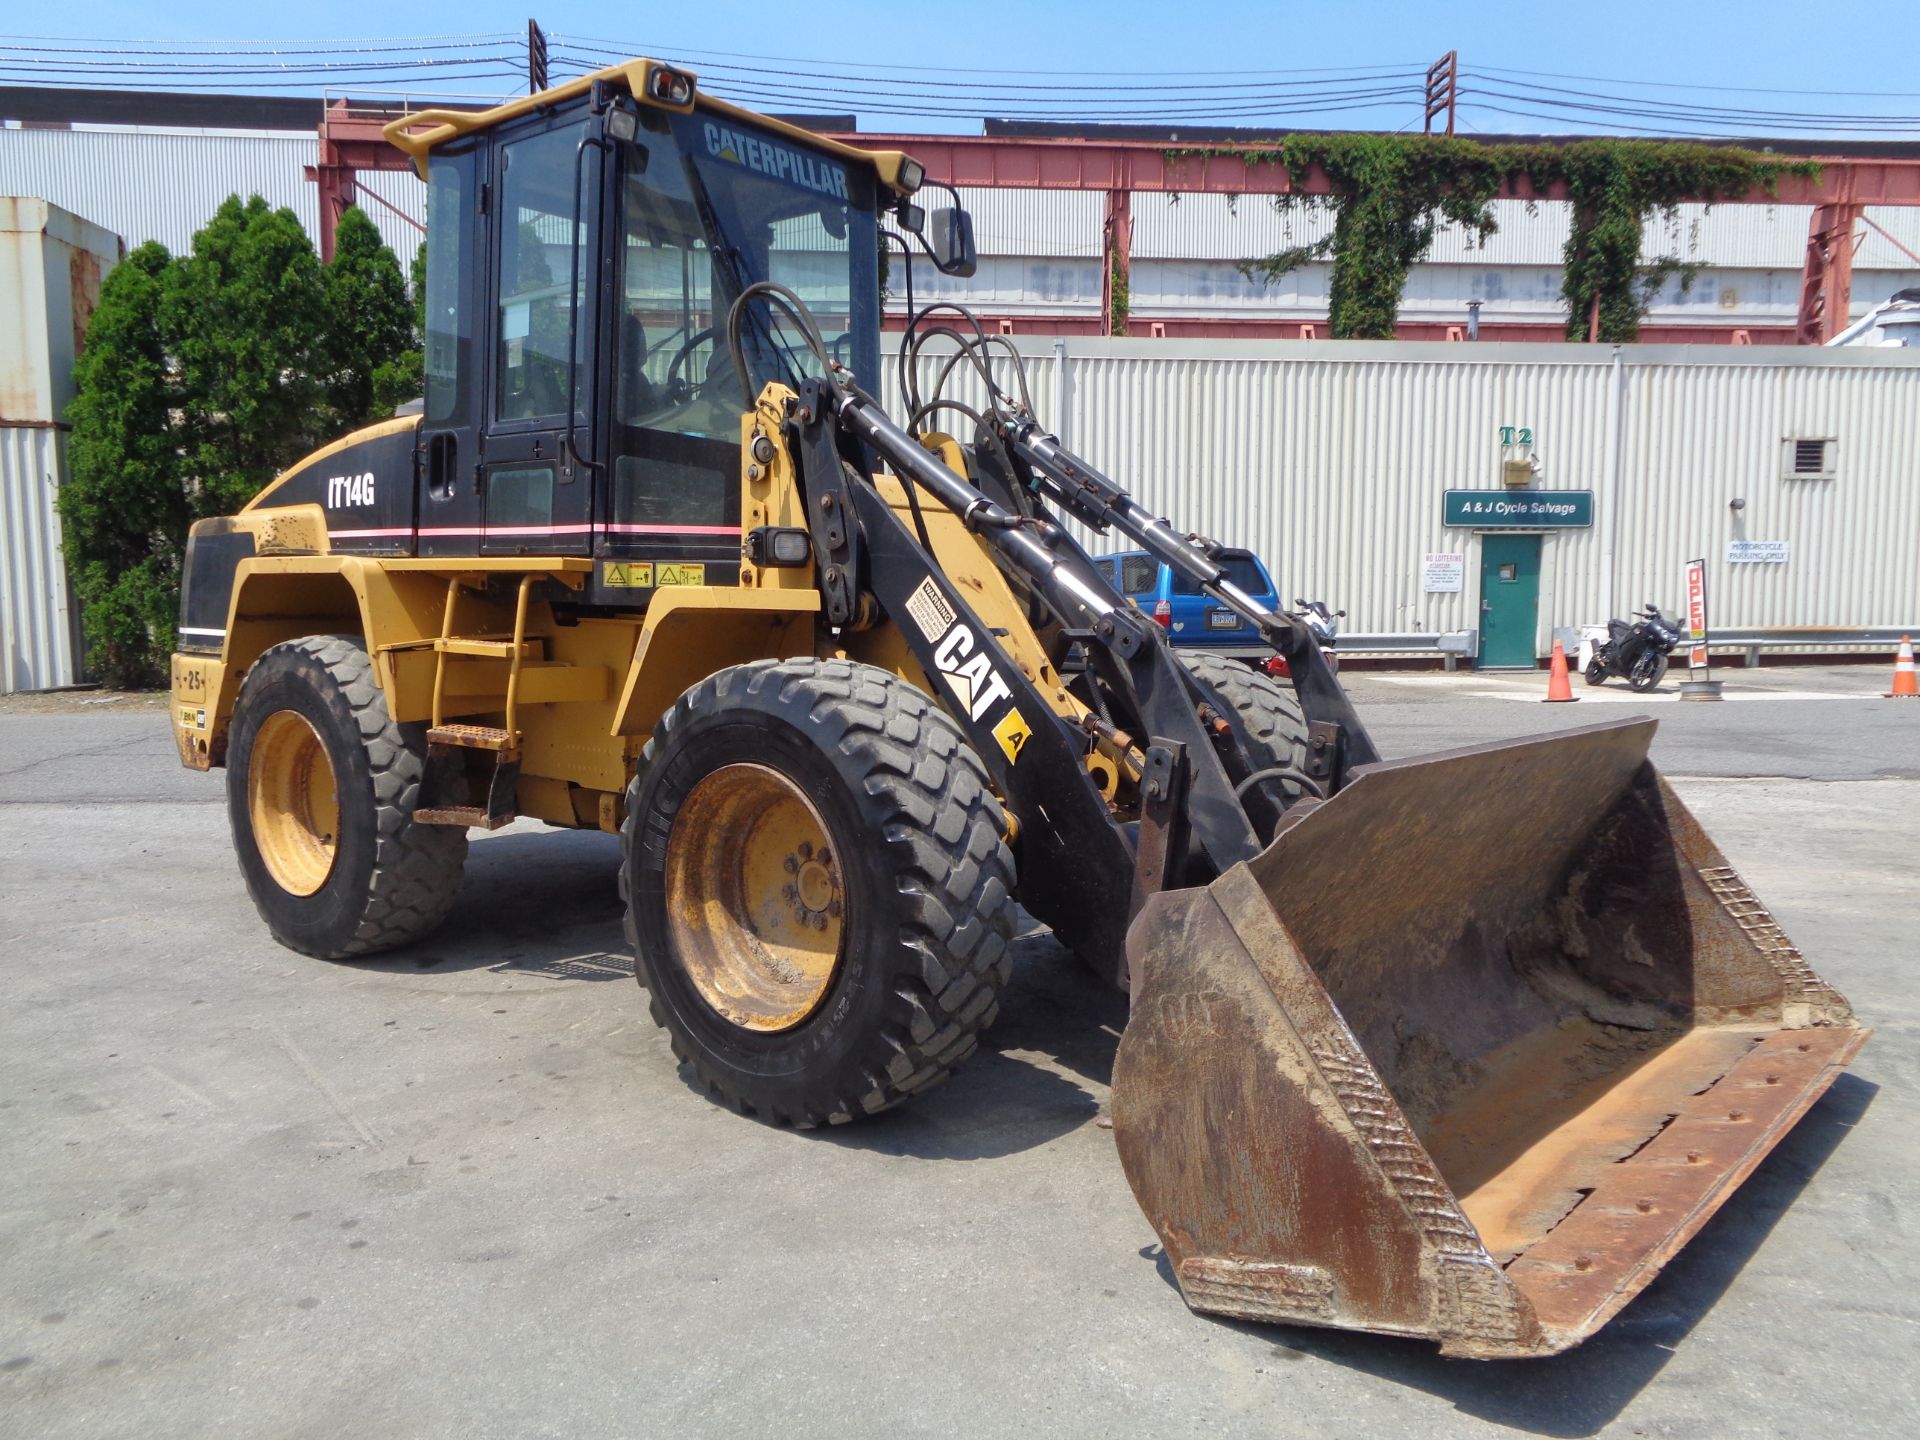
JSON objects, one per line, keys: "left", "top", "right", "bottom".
{"left": 2, "top": 197, "right": 121, "bottom": 691}
{"left": 888, "top": 337, "right": 1920, "bottom": 656}
{"left": 0, "top": 125, "right": 426, "bottom": 259}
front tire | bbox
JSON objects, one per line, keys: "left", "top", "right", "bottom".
{"left": 226, "top": 635, "right": 467, "bottom": 959}
{"left": 1177, "top": 652, "right": 1312, "bottom": 811}
{"left": 621, "top": 659, "right": 1016, "bottom": 1126}
{"left": 1629, "top": 651, "right": 1669, "bottom": 692}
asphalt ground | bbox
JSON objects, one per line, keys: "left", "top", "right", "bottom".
{"left": 2, "top": 669, "right": 1915, "bottom": 1439}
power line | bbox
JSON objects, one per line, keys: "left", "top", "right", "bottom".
{"left": 1472, "top": 61, "right": 1920, "bottom": 101}
{"left": 555, "top": 40, "right": 1424, "bottom": 93}
{"left": 1465, "top": 73, "right": 1920, "bottom": 126}
{"left": 559, "top": 34, "right": 1427, "bottom": 79}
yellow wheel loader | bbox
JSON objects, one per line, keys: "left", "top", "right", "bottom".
{"left": 168, "top": 58, "right": 1867, "bottom": 1358}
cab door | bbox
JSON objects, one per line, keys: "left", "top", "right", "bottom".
{"left": 478, "top": 113, "right": 605, "bottom": 555}
{"left": 415, "top": 140, "right": 485, "bottom": 558}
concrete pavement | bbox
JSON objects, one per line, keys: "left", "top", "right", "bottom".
{"left": 1, "top": 675, "right": 1914, "bottom": 1438}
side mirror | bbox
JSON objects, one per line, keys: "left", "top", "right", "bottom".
{"left": 927, "top": 206, "right": 977, "bottom": 277}
{"left": 897, "top": 188, "right": 978, "bottom": 277}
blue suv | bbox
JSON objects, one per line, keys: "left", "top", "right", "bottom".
{"left": 1091, "top": 548, "right": 1281, "bottom": 659}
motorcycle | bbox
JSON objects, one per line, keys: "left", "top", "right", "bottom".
{"left": 1261, "top": 599, "right": 1344, "bottom": 678}
{"left": 1586, "top": 602, "right": 1680, "bottom": 691}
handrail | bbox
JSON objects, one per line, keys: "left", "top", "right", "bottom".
{"left": 505, "top": 575, "right": 537, "bottom": 741}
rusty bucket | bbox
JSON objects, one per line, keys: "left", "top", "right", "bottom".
{"left": 1112, "top": 717, "right": 1867, "bottom": 1358}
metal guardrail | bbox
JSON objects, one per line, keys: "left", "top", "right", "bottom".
{"left": 1340, "top": 630, "right": 1479, "bottom": 653}
{"left": 1703, "top": 626, "right": 1915, "bottom": 664}
{"left": 1336, "top": 630, "right": 1480, "bottom": 671}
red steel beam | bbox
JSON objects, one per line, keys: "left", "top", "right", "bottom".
{"left": 836, "top": 134, "right": 1920, "bottom": 208}
{"left": 309, "top": 111, "right": 1920, "bottom": 345}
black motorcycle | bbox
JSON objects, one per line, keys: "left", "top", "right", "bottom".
{"left": 1586, "top": 603, "right": 1680, "bottom": 692}
{"left": 1294, "top": 598, "right": 1345, "bottom": 673}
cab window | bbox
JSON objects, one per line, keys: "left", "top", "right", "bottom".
{"left": 494, "top": 121, "right": 595, "bottom": 423}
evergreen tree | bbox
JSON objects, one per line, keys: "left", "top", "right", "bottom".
{"left": 162, "top": 195, "right": 330, "bottom": 518}
{"left": 367, "top": 238, "right": 430, "bottom": 415}
{"left": 324, "top": 206, "right": 415, "bottom": 425}
{"left": 59, "top": 242, "right": 186, "bottom": 687}
{"left": 62, "top": 198, "right": 429, "bottom": 686}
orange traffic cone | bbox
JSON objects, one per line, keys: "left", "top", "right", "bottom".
{"left": 1887, "top": 635, "right": 1919, "bottom": 698}
{"left": 1544, "top": 640, "right": 1578, "bottom": 702}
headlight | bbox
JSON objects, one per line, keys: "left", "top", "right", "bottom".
{"left": 645, "top": 64, "right": 696, "bottom": 108}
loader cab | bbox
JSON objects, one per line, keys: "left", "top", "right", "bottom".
{"left": 412, "top": 80, "right": 887, "bottom": 594}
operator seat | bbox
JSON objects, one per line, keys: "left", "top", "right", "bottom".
{"left": 619, "top": 312, "right": 656, "bottom": 423}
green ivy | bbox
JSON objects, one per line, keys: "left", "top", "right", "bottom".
{"left": 1166, "top": 137, "right": 1813, "bottom": 341}
{"left": 1550, "top": 141, "right": 1806, "bottom": 341}
{"left": 1109, "top": 253, "right": 1130, "bottom": 335}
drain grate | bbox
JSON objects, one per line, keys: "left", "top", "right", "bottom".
{"left": 489, "top": 951, "right": 634, "bottom": 982}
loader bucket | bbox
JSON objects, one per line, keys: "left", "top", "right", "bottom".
{"left": 1112, "top": 717, "right": 1867, "bottom": 1358}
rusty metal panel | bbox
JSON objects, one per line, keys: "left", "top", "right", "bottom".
{"left": 0, "top": 424, "right": 81, "bottom": 692}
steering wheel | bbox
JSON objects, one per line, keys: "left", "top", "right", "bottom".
{"left": 662, "top": 326, "right": 721, "bottom": 403}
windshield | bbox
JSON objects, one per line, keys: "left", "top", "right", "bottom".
{"left": 622, "top": 111, "right": 880, "bottom": 414}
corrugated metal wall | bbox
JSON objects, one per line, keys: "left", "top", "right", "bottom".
{"left": 0, "top": 126, "right": 425, "bottom": 257}
{"left": 0, "top": 425, "right": 78, "bottom": 692}
{"left": 885, "top": 337, "right": 1920, "bottom": 654}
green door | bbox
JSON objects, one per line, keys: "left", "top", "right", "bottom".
{"left": 1477, "top": 535, "right": 1541, "bottom": 669}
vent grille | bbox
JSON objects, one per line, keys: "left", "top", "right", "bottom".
{"left": 1782, "top": 437, "right": 1835, "bottom": 479}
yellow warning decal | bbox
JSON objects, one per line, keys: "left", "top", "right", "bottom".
{"left": 655, "top": 562, "right": 706, "bottom": 587}
{"left": 991, "top": 707, "right": 1032, "bottom": 764}
{"left": 604, "top": 561, "right": 655, "bottom": 588}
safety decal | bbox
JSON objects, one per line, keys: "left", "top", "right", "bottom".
{"left": 904, "top": 576, "right": 957, "bottom": 642}
{"left": 603, "top": 562, "right": 655, "bottom": 588}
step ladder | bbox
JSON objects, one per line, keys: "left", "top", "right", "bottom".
{"left": 416, "top": 575, "right": 536, "bottom": 830}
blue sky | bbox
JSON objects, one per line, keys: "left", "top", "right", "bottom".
{"left": 10, "top": 2, "right": 1920, "bottom": 137}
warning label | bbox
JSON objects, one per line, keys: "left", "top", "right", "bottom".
{"left": 904, "top": 577, "right": 958, "bottom": 641}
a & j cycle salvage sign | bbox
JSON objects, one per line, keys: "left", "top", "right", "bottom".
{"left": 1442, "top": 490, "right": 1594, "bottom": 529}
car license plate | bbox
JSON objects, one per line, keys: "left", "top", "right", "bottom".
{"left": 1207, "top": 608, "right": 1240, "bottom": 631}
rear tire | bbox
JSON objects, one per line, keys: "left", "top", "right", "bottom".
{"left": 1178, "top": 651, "right": 1312, "bottom": 806}
{"left": 621, "top": 659, "right": 1016, "bottom": 1126}
{"left": 1584, "top": 659, "right": 1608, "bottom": 686}
{"left": 226, "top": 635, "right": 467, "bottom": 959}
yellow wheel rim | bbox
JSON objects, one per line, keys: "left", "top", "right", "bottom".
{"left": 663, "top": 763, "right": 845, "bottom": 1033}
{"left": 248, "top": 709, "right": 341, "bottom": 897}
